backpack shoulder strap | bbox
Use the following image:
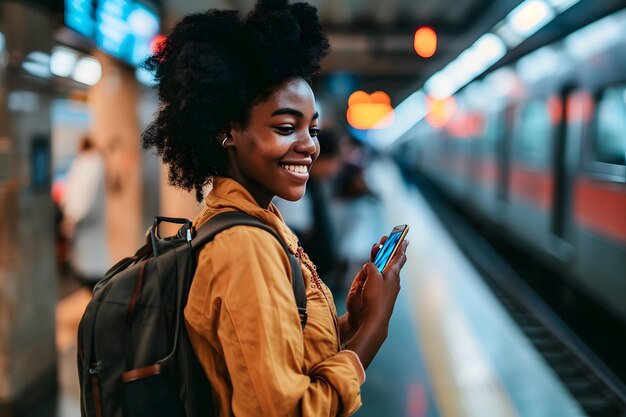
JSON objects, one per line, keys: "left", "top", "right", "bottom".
{"left": 192, "top": 211, "right": 307, "bottom": 328}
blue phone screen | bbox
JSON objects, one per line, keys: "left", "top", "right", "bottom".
{"left": 373, "top": 229, "right": 403, "bottom": 272}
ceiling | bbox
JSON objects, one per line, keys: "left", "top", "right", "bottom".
{"left": 159, "top": 0, "right": 527, "bottom": 100}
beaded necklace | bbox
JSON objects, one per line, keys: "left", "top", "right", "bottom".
{"left": 295, "top": 246, "right": 324, "bottom": 291}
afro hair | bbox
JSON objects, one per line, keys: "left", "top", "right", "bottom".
{"left": 141, "top": 0, "right": 330, "bottom": 201}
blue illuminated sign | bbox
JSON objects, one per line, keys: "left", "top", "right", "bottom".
{"left": 64, "top": 0, "right": 159, "bottom": 67}
{"left": 65, "top": 0, "right": 96, "bottom": 38}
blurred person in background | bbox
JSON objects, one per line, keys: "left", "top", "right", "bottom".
{"left": 141, "top": 0, "right": 409, "bottom": 415}
{"left": 333, "top": 138, "right": 386, "bottom": 292}
{"left": 61, "top": 134, "right": 108, "bottom": 290}
{"left": 275, "top": 127, "right": 344, "bottom": 290}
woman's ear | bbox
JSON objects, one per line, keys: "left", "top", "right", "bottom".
{"left": 218, "top": 132, "right": 233, "bottom": 149}
{"left": 220, "top": 122, "right": 242, "bottom": 149}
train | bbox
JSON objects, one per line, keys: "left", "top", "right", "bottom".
{"left": 404, "top": 8, "right": 626, "bottom": 325}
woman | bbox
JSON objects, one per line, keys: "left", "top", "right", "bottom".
{"left": 142, "top": 1, "right": 409, "bottom": 416}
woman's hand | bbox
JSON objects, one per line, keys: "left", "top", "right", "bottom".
{"left": 341, "top": 236, "right": 409, "bottom": 370}
{"left": 343, "top": 237, "right": 388, "bottom": 341}
{"left": 343, "top": 267, "right": 367, "bottom": 342}
{"left": 360, "top": 238, "right": 408, "bottom": 324}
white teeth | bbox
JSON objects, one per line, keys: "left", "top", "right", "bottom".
{"left": 280, "top": 164, "right": 308, "bottom": 174}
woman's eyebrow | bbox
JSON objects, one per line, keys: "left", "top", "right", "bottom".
{"left": 271, "top": 108, "right": 319, "bottom": 121}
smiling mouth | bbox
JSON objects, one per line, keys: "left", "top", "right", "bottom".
{"left": 279, "top": 164, "right": 309, "bottom": 175}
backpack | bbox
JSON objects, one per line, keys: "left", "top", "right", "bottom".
{"left": 77, "top": 211, "right": 307, "bottom": 417}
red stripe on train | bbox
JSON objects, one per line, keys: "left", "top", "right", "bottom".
{"left": 509, "top": 165, "right": 554, "bottom": 211}
{"left": 472, "top": 165, "right": 626, "bottom": 243}
{"left": 574, "top": 178, "right": 626, "bottom": 243}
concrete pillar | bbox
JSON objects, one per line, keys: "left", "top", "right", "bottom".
{"left": 88, "top": 52, "right": 144, "bottom": 263}
{"left": 0, "top": 2, "right": 57, "bottom": 413}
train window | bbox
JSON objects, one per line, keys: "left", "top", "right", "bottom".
{"left": 594, "top": 86, "right": 626, "bottom": 166}
{"left": 514, "top": 100, "right": 553, "bottom": 165}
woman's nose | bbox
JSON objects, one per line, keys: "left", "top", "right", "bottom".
{"left": 294, "top": 132, "right": 319, "bottom": 156}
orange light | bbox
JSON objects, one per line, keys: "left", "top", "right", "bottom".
{"left": 151, "top": 34, "right": 167, "bottom": 54}
{"left": 346, "top": 91, "right": 395, "bottom": 130}
{"left": 425, "top": 95, "right": 456, "bottom": 128}
{"left": 414, "top": 27, "right": 437, "bottom": 58}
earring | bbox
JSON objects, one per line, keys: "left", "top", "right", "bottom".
{"left": 220, "top": 134, "right": 230, "bottom": 148}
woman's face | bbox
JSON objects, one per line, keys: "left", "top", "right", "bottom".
{"left": 226, "top": 78, "right": 320, "bottom": 207}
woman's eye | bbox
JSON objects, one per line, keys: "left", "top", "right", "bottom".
{"left": 309, "top": 128, "right": 321, "bottom": 137}
{"left": 275, "top": 126, "right": 295, "bottom": 135}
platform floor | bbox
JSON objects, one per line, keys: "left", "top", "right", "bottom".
{"left": 50, "top": 158, "right": 587, "bottom": 417}
{"left": 347, "top": 159, "right": 587, "bottom": 417}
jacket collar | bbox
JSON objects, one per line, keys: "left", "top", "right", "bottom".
{"left": 198, "top": 176, "right": 300, "bottom": 254}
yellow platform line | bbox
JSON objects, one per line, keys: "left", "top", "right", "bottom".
{"left": 404, "top": 255, "right": 519, "bottom": 417}
{"left": 369, "top": 159, "right": 519, "bottom": 417}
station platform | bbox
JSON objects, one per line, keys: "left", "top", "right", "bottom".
{"left": 345, "top": 159, "right": 587, "bottom": 417}
{"left": 50, "top": 158, "right": 588, "bottom": 417}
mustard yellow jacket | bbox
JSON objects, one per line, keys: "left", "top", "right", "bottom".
{"left": 184, "top": 177, "right": 363, "bottom": 417}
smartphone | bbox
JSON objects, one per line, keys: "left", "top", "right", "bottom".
{"left": 373, "top": 224, "right": 409, "bottom": 272}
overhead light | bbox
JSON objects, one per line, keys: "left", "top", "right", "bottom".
{"left": 516, "top": 45, "right": 561, "bottom": 84}
{"left": 26, "top": 51, "right": 50, "bottom": 64}
{"left": 50, "top": 46, "right": 78, "bottom": 77}
{"left": 414, "top": 27, "right": 437, "bottom": 58}
{"left": 416, "top": 0, "right": 587, "bottom": 130}
{"left": 507, "top": 0, "right": 555, "bottom": 39}
{"left": 72, "top": 56, "right": 102, "bottom": 85}
{"left": 424, "top": 32, "right": 506, "bottom": 100}
{"left": 442, "top": 67, "right": 469, "bottom": 92}
{"left": 493, "top": 20, "right": 524, "bottom": 48}
{"left": 346, "top": 91, "right": 395, "bottom": 130}
{"left": 22, "top": 51, "right": 51, "bottom": 79}
{"left": 425, "top": 72, "right": 458, "bottom": 100}
{"left": 454, "top": 50, "right": 483, "bottom": 79}
{"left": 472, "top": 33, "right": 507, "bottom": 68}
